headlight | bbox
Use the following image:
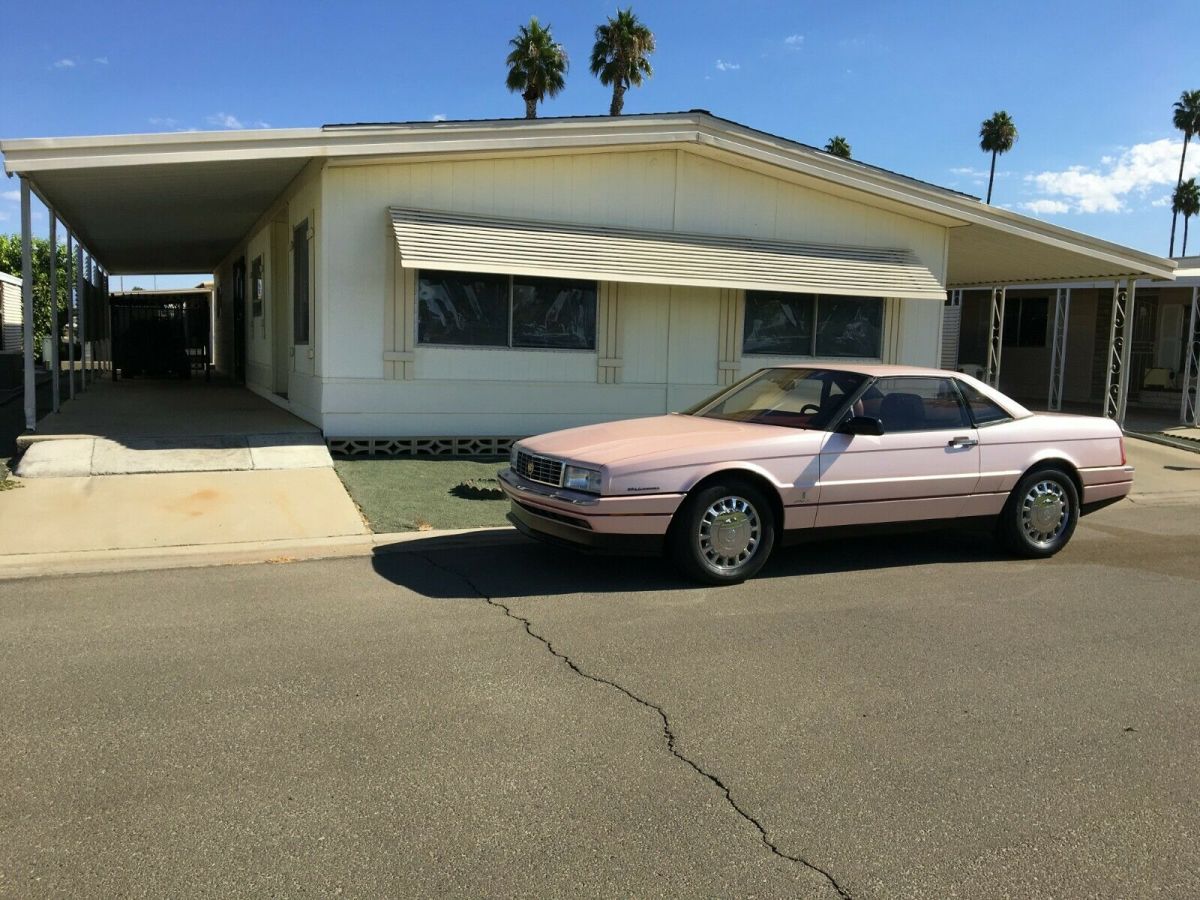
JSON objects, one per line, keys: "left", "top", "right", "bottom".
{"left": 562, "top": 465, "right": 602, "bottom": 494}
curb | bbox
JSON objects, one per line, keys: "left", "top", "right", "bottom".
{"left": 0, "top": 526, "right": 522, "bottom": 581}
{"left": 1126, "top": 431, "right": 1200, "bottom": 455}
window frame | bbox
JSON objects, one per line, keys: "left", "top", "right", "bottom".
{"left": 1001, "top": 296, "right": 1049, "bottom": 349}
{"left": 742, "top": 290, "right": 885, "bottom": 360}
{"left": 857, "top": 374, "right": 974, "bottom": 434}
{"left": 292, "top": 218, "right": 310, "bottom": 346}
{"left": 952, "top": 378, "right": 1015, "bottom": 428}
{"left": 415, "top": 269, "right": 598, "bottom": 352}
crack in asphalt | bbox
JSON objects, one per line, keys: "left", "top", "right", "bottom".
{"left": 414, "top": 551, "right": 853, "bottom": 900}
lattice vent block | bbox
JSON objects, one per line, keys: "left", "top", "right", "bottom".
{"left": 327, "top": 436, "right": 518, "bottom": 459}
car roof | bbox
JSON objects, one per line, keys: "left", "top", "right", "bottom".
{"left": 764, "top": 362, "right": 1034, "bottom": 418}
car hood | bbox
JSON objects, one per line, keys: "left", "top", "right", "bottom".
{"left": 519, "top": 414, "right": 824, "bottom": 469}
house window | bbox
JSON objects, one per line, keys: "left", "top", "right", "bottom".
{"left": 1002, "top": 296, "right": 1048, "bottom": 348}
{"left": 744, "top": 291, "right": 883, "bottom": 358}
{"left": 293, "top": 219, "right": 310, "bottom": 345}
{"left": 417, "top": 269, "right": 597, "bottom": 350}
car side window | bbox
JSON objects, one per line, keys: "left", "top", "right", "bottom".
{"left": 864, "top": 377, "right": 972, "bottom": 433}
{"left": 956, "top": 380, "right": 1012, "bottom": 427}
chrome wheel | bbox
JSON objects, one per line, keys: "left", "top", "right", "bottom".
{"left": 697, "top": 495, "right": 761, "bottom": 573}
{"left": 1020, "top": 479, "right": 1068, "bottom": 547}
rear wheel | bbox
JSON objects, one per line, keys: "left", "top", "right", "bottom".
{"left": 669, "top": 481, "right": 776, "bottom": 585}
{"left": 998, "top": 467, "right": 1079, "bottom": 558}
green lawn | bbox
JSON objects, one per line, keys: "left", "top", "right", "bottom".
{"left": 333, "top": 457, "right": 511, "bottom": 533}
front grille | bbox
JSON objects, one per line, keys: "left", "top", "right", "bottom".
{"left": 514, "top": 451, "right": 563, "bottom": 488}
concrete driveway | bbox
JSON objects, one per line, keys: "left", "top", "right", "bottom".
{"left": 1, "top": 473, "right": 1196, "bottom": 897}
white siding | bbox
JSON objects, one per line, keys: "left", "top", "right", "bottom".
{"left": 315, "top": 147, "right": 950, "bottom": 436}
{"left": 0, "top": 276, "right": 22, "bottom": 354}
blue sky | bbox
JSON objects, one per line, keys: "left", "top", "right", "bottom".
{"left": 2, "top": 0, "right": 1198, "bottom": 289}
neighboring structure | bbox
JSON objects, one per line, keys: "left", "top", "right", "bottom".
{"left": 947, "top": 257, "right": 1200, "bottom": 424}
{"left": 1, "top": 112, "right": 1182, "bottom": 441}
{"left": 0, "top": 271, "right": 21, "bottom": 354}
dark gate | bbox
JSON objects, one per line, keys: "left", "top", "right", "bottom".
{"left": 110, "top": 294, "right": 210, "bottom": 379}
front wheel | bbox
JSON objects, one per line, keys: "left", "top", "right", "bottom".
{"left": 997, "top": 468, "right": 1079, "bottom": 558}
{"left": 669, "top": 482, "right": 776, "bottom": 585}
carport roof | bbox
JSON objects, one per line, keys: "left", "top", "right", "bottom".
{"left": 1, "top": 110, "right": 1176, "bottom": 284}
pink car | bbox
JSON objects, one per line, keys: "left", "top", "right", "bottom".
{"left": 499, "top": 365, "right": 1134, "bottom": 584}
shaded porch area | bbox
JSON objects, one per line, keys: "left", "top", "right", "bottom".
{"left": 14, "top": 378, "right": 329, "bottom": 477}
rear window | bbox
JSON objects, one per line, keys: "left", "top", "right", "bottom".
{"left": 957, "top": 380, "right": 1012, "bottom": 426}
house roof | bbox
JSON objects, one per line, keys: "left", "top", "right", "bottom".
{"left": 0, "top": 110, "right": 1177, "bottom": 285}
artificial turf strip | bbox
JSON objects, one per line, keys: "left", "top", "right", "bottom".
{"left": 332, "top": 458, "right": 511, "bottom": 533}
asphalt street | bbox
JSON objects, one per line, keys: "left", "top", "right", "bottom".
{"left": 2, "top": 474, "right": 1198, "bottom": 896}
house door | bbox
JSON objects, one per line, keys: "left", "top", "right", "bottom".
{"left": 231, "top": 257, "right": 247, "bottom": 384}
{"left": 271, "top": 221, "right": 291, "bottom": 396}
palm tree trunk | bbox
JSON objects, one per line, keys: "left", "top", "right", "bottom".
{"left": 986, "top": 150, "right": 997, "bottom": 204}
{"left": 524, "top": 93, "right": 538, "bottom": 119}
{"left": 610, "top": 82, "right": 626, "bottom": 116}
{"left": 1170, "top": 135, "right": 1190, "bottom": 256}
{"left": 1185, "top": 215, "right": 1191, "bottom": 257}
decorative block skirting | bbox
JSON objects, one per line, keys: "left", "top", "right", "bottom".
{"left": 328, "top": 436, "right": 518, "bottom": 458}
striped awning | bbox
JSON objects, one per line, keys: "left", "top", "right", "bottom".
{"left": 390, "top": 207, "right": 946, "bottom": 300}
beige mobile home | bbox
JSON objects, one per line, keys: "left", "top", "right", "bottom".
{"left": 2, "top": 112, "right": 1184, "bottom": 443}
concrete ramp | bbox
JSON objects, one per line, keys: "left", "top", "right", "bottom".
{"left": 16, "top": 432, "right": 332, "bottom": 477}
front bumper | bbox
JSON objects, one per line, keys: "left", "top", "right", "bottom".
{"left": 498, "top": 468, "right": 681, "bottom": 555}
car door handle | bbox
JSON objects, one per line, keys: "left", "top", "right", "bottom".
{"left": 948, "top": 436, "right": 978, "bottom": 448}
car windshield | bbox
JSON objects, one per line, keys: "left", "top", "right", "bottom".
{"left": 686, "top": 367, "right": 867, "bottom": 430}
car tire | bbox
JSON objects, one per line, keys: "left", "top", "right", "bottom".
{"left": 997, "top": 467, "right": 1079, "bottom": 558}
{"left": 669, "top": 481, "right": 776, "bottom": 585}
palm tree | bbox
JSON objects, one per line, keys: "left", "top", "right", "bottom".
{"left": 505, "top": 17, "right": 568, "bottom": 119}
{"left": 590, "top": 8, "right": 655, "bottom": 116}
{"left": 1174, "top": 178, "right": 1200, "bottom": 256}
{"left": 979, "top": 111, "right": 1018, "bottom": 205}
{"left": 1169, "top": 90, "right": 1200, "bottom": 256}
{"left": 824, "top": 136, "right": 851, "bottom": 159}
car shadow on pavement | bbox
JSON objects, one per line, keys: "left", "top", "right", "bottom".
{"left": 371, "top": 526, "right": 1009, "bottom": 600}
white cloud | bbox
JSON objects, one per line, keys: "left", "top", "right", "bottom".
{"left": 1, "top": 190, "right": 19, "bottom": 202}
{"left": 715, "top": 59, "right": 740, "bottom": 72}
{"left": 432, "top": 113, "right": 448, "bottom": 122}
{"left": 1151, "top": 195, "right": 1172, "bottom": 208}
{"left": 784, "top": 34, "right": 804, "bottom": 48}
{"left": 149, "top": 116, "right": 178, "bottom": 128}
{"left": 1026, "top": 138, "right": 1199, "bottom": 214}
{"left": 206, "top": 112, "right": 244, "bottom": 129}
{"left": 1021, "top": 199, "right": 1070, "bottom": 215}
{"left": 53, "top": 58, "right": 76, "bottom": 68}
{"left": 93, "top": 56, "right": 108, "bottom": 65}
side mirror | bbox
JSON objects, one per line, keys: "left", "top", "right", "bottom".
{"left": 839, "top": 415, "right": 884, "bottom": 437}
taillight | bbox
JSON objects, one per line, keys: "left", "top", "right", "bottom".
{"left": 1119, "top": 436, "right": 1126, "bottom": 466}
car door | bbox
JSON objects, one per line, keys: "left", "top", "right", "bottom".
{"left": 816, "top": 375, "right": 981, "bottom": 527}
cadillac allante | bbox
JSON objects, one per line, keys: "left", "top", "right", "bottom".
{"left": 499, "top": 365, "right": 1134, "bottom": 584}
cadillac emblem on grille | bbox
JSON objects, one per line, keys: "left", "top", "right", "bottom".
{"left": 525, "top": 461, "right": 534, "bottom": 477}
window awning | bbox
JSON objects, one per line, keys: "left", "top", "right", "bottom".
{"left": 390, "top": 207, "right": 947, "bottom": 300}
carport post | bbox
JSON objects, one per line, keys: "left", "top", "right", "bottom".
{"left": 74, "top": 243, "right": 84, "bottom": 394}
{"left": 66, "top": 233, "right": 75, "bottom": 399}
{"left": 984, "top": 286, "right": 1006, "bottom": 387}
{"left": 79, "top": 249, "right": 88, "bottom": 390}
{"left": 20, "top": 179, "right": 35, "bottom": 432}
{"left": 1047, "top": 287, "right": 1070, "bottom": 411}
{"left": 48, "top": 213, "right": 60, "bottom": 413}
{"left": 1102, "top": 281, "right": 1128, "bottom": 422}
{"left": 1181, "top": 285, "right": 1199, "bottom": 427}
{"left": 1116, "top": 278, "right": 1137, "bottom": 426}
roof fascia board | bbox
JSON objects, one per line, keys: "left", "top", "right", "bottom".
{"left": 690, "top": 125, "right": 1176, "bottom": 280}
{"left": 3, "top": 110, "right": 1175, "bottom": 279}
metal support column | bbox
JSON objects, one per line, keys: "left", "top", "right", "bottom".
{"left": 1116, "top": 278, "right": 1137, "bottom": 426}
{"left": 1047, "top": 287, "right": 1071, "bottom": 411}
{"left": 67, "top": 233, "right": 76, "bottom": 399}
{"left": 1180, "top": 285, "right": 1199, "bottom": 427}
{"left": 20, "top": 179, "right": 35, "bottom": 432}
{"left": 79, "top": 249, "right": 89, "bottom": 390}
{"left": 48, "top": 214, "right": 60, "bottom": 412}
{"left": 984, "top": 286, "right": 1006, "bottom": 387}
{"left": 1102, "top": 282, "right": 1128, "bottom": 421}
{"left": 74, "top": 243, "right": 84, "bottom": 394}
